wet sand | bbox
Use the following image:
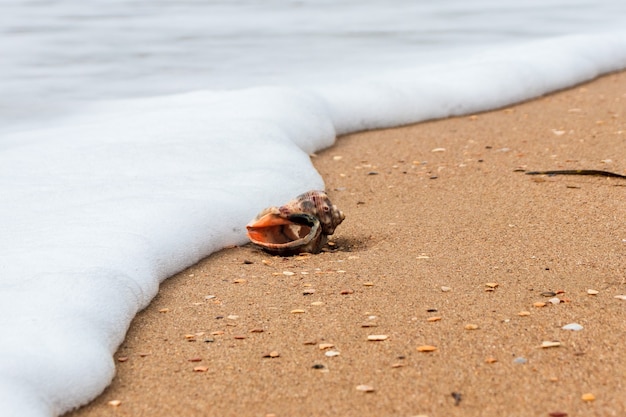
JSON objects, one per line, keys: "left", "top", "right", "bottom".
{"left": 68, "top": 71, "right": 626, "bottom": 417}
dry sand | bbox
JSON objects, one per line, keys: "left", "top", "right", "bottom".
{"left": 68, "top": 71, "right": 626, "bottom": 417}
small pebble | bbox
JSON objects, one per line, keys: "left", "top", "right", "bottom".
{"left": 158, "top": 308, "right": 170, "bottom": 313}
{"left": 283, "top": 271, "right": 295, "bottom": 276}
{"left": 263, "top": 351, "right": 280, "bottom": 358}
{"left": 427, "top": 316, "right": 442, "bottom": 322}
{"left": 107, "top": 400, "right": 122, "bottom": 407}
{"left": 356, "top": 384, "right": 375, "bottom": 392}
{"left": 367, "top": 335, "right": 389, "bottom": 341}
{"left": 562, "top": 323, "right": 583, "bottom": 331}
{"left": 311, "top": 301, "right": 324, "bottom": 306}
{"left": 533, "top": 302, "right": 547, "bottom": 308}
{"left": 587, "top": 289, "right": 599, "bottom": 295}
{"left": 340, "top": 289, "right": 354, "bottom": 295}
{"left": 325, "top": 350, "right": 340, "bottom": 357}
{"left": 227, "top": 315, "right": 239, "bottom": 320}
{"left": 312, "top": 364, "right": 325, "bottom": 369}
{"left": 302, "top": 289, "right": 316, "bottom": 295}
{"left": 193, "top": 366, "right": 209, "bottom": 372}
{"left": 541, "top": 291, "right": 557, "bottom": 297}
{"left": 485, "top": 282, "right": 499, "bottom": 289}
{"left": 485, "top": 357, "right": 498, "bottom": 364}
{"left": 188, "top": 357, "right": 202, "bottom": 362}
{"left": 513, "top": 357, "right": 527, "bottom": 364}
{"left": 517, "top": 311, "right": 531, "bottom": 316}
{"left": 441, "top": 286, "right": 452, "bottom": 292}
{"left": 581, "top": 393, "right": 596, "bottom": 402}
{"left": 548, "top": 412, "right": 568, "bottom": 417}
{"left": 319, "top": 343, "right": 335, "bottom": 350}
{"left": 291, "top": 309, "right": 306, "bottom": 314}
{"left": 464, "top": 324, "right": 479, "bottom": 330}
{"left": 117, "top": 356, "right": 128, "bottom": 362}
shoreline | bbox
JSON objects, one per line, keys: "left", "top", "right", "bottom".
{"left": 69, "top": 71, "right": 626, "bottom": 417}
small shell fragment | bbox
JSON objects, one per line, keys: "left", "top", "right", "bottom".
{"left": 587, "top": 289, "right": 599, "bottom": 295}
{"left": 318, "top": 343, "right": 335, "bottom": 350}
{"left": 539, "top": 341, "right": 561, "bottom": 348}
{"left": 367, "top": 335, "right": 389, "bottom": 341}
{"left": 417, "top": 345, "right": 437, "bottom": 352}
{"left": 193, "top": 366, "right": 209, "bottom": 372}
{"left": 464, "top": 324, "right": 479, "bottom": 330}
{"left": 614, "top": 295, "right": 626, "bottom": 300}
{"left": 562, "top": 323, "right": 583, "bottom": 331}
{"left": 441, "top": 286, "right": 452, "bottom": 292}
{"left": 356, "top": 384, "right": 375, "bottom": 392}
{"left": 581, "top": 393, "right": 596, "bottom": 402}
{"left": 518, "top": 311, "right": 531, "bottom": 316}
{"left": 325, "top": 350, "right": 340, "bottom": 357}
{"left": 548, "top": 297, "right": 561, "bottom": 305}
{"left": 485, "top": 357, "right": 498, "bottom": 364}
{"left": 108, "top": 400, "right": 122, "bottom": 407}
{"left": 533, "top": 302, "right": 547, "bottom": 308}
{"left": 427, "top": 316, "right": 442, "bottom": 322}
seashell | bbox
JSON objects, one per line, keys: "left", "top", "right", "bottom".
{"left": 246, "top": 190, "right": 345, "bottom": 256}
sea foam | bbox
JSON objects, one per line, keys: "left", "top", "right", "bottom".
{"left": 1, "top": 13, "right": 626, "bottom": 417}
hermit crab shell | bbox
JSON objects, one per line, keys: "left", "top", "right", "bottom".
{"left": 246, "top": 190, "right": 345, "bottom": 256}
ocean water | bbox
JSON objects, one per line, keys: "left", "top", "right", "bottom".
{"left": 1, "top": 1, "right": 625, "bottom": 416}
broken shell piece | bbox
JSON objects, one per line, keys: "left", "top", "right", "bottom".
{"left": 246, "top": 190, "right": 345, "bottom": 256}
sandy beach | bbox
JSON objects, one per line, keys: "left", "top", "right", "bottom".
{"left": 68, "top": 71, "right": 626, "bottom": 417}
